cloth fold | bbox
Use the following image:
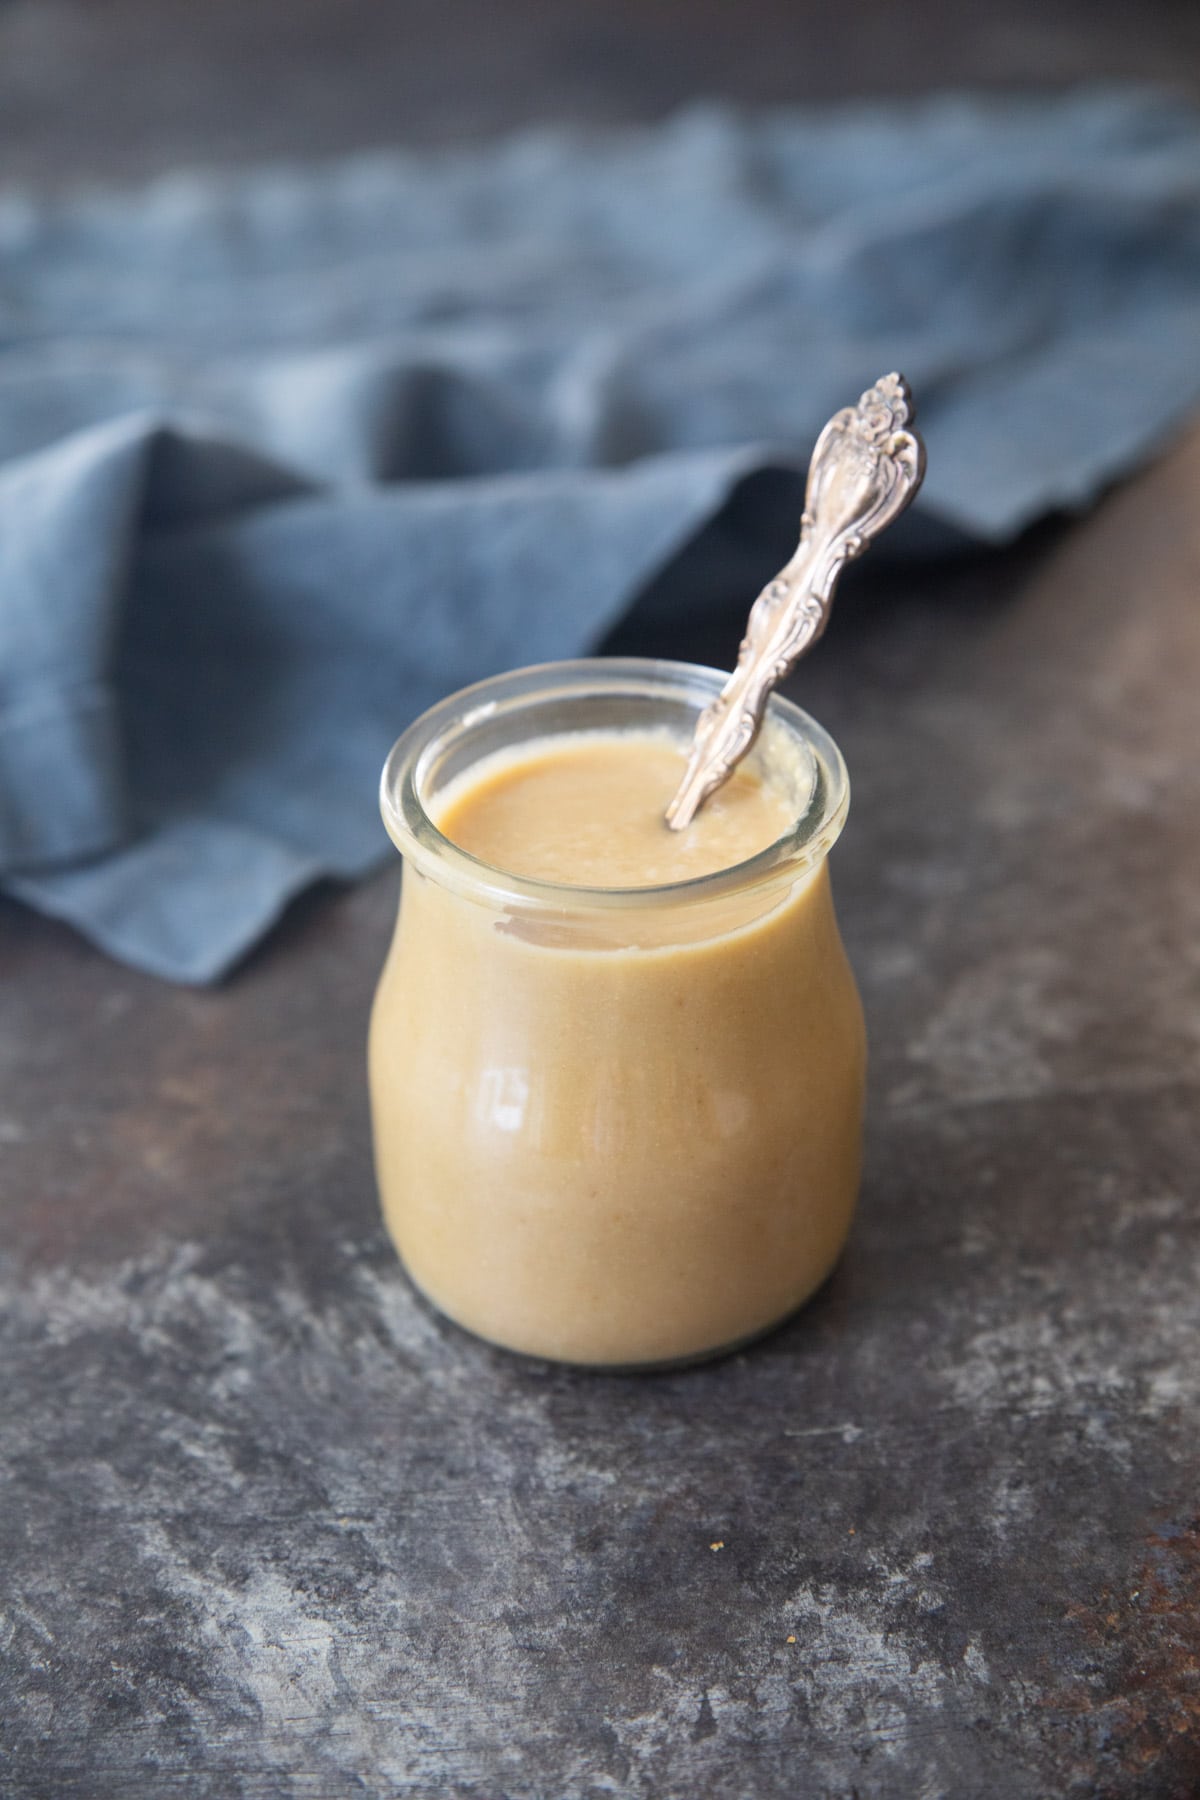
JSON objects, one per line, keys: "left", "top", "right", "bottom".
{"left": 3, "top": 87, "right": 1200, "bottom": 981}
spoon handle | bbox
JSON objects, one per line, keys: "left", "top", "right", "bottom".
{"left": 665, "top": 373, "right": 926, "bottom": 831}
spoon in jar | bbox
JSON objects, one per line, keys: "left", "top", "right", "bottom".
{"left": 665, "top": 372, "right": 926, "bottom": 831}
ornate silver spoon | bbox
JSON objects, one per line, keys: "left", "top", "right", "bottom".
{"left": 665, "top": 372, "right": 926, "bottom": 831}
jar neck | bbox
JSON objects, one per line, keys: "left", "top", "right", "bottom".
{"left": 380, "top": 658, "right": 850, "bottom": 921}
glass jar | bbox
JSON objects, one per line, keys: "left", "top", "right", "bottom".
{"left": 368, "top": 658, "right": 865, "bottom": 1368}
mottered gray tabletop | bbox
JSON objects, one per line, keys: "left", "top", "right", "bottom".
{"left": 3, "top": 421, "right": 1198, "bottom": 1798}
{"left": 4, "top": 5, "right": 1200, "bottom": 1790}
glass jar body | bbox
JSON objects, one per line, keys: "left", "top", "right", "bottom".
{"left": 368, "top": 660, "right": 866, "bottom": 1367}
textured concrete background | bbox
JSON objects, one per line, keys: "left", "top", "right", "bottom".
{"left": 2, "top": 4, "right": 1200, "bottom": 1796}
{"left": 4, "top": 429, "right": 1199, "bottom": 1797}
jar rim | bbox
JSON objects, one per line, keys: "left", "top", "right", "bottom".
{"left": 380, "top": 657, "right": 850, "bottom": 912}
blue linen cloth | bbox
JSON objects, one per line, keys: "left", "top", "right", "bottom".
{"left": 3, "top": 86, "right": 1199, "bottom": 982}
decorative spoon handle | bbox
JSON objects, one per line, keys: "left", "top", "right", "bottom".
{"left": 665, "top": 372, "right": 926, "bottom": 831}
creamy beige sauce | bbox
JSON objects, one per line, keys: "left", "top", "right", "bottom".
{"left": 436, "top": 732, "right": 796, "bottom": 887}
{"left": 369, "top": 728, "right": 865, "bottom": 1366}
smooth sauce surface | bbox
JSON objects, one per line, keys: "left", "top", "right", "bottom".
{"left": 435, "top": 732, "right": 795, "bottom": 887}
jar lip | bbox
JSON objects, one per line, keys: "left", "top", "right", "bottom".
{"left": 380, "top": 657, "right": 850, "bottom": 911}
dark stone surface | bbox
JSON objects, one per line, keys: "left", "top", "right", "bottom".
{"left": 3, "top": 0, "right": 1200, "bottom": 185}
{"left": 3, "top": 419, "right": 1199, "bottom": 1796}
{"left": 4, "top": 5, "right": 1200, "bottom": 1792}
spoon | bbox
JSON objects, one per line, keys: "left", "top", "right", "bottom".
{"left": 665, "top": 372, "right": 926, "bottom": 831}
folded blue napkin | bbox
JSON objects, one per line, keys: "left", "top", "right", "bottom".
{"left": 3, "top": 86, "right": 1199, "bottom": 981}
